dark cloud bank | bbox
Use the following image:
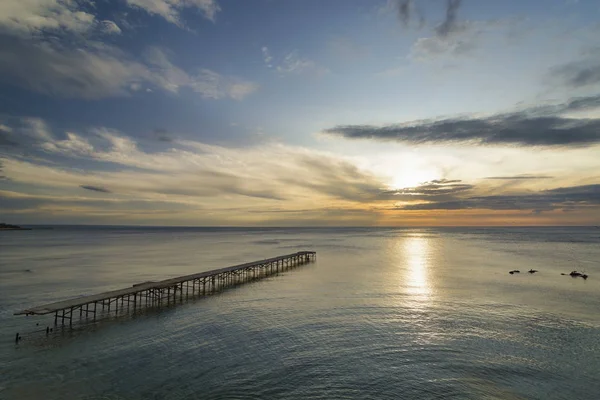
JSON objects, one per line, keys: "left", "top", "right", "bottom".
{"left": 324, "top": 95, "right": 600, "bottom": 147}
{"left": 390, "top": 180, "right": 600, "bottom": 212}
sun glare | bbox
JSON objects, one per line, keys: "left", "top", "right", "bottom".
{"left": 372, "top": 153, "right": 440, "bottom": 190}
{"left": 390, "top": 168, "right": 439, "bottom": 189}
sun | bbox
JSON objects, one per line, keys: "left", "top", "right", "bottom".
{"left": 389, "top": 167, "right": 439, "bottom": 189}
{"left": 370, "top": 152, "right": 440, "bottom": 190}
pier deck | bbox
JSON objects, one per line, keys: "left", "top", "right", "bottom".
{"left": 15, "top": 251, "right": 316, "bottom": 327}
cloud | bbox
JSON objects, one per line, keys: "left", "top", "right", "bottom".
{"left": 0, "top": 126, "right": 18, "bottom": 146}
{"left": 435, "top": 0, "right": 463, "bottom": 38}
{"left": 551, "top": 59, "right": 600, "bottom": 88}
{"left": 399, "top": 184, "right": 600, "bottom": 212}
{"left": 397, "top": 0, "right": 412, "bottom": 27}
{"left": 1, "top": 121, "right": 392, "bottom": 207}
{"left": 262, "top": 46, "right": 273, "bottom": 68}
{"left": 261, "top": 47, "right": 328, "bottom": 76}
{"left": 0, "top": 0, "right": 96, "bottom": 36}
{"left": 0, "top": 39, "right": 149, "bottom": 98}
{"left": 0, "top": 159, "right": 7, "bottom": 180}
{"left": 21, "top": 117, "right": 54, "bottom": 141}
{"left": 100, "top": 20, "right": 122, "bottom": 35}
{"left": 0, "top": 0, "right": 220, "bottom": 38}
{"left": 386, "top": 0, "right": 424, "bottom": 29}
{"left": 485, "top": 175, "right": 554, "bottom": 180}
{"left": 0, "top": 189, "right": 196, "bottom": 216}
{"left": 80, "top": 185, "right": 112, "bottom": 193}
{"left": 126, "top": 0, "right": 221, "bottom": 25}
{"left": 397, "top": 0, "right": 511, "bottom": 60}
{"left": 0, "top": 40, "right": 258, "bottom": 99}
{"left": 152, "top": 128, "right": 173, "bottom": 142}
{"left": 277, "top": 51, "right": 327, "bottom": 75}
{"left": 3, "top": 117, "right": 600, "bottom": 224}
{"left": 280, "top": 156, "right": 386, "bottom": 203}
{"left": 323, "top": 95, "right": 600, "bottom": 147}
{"left": 191, "top": 69, "right": 259, "bottom": 100}
{"left": 381, "top": 179, "right": 475, "bottom": 202}
{"left": 410, "top": 33, "right": 476, "bottom": 59}
{"left": 0, "top": 117, "right": 56, "bottom": 150}
{"left": 142, "top": 46, "right": 259, "bottom": 99}
{"left": 391, "top": 0, "right": 463, "bottom": 35}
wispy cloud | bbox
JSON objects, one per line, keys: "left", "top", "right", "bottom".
{"left": 145, "top": 47, "right": 258, "bottom": 99}
{"left": 0, "top": 159, "right": 7, "bottom": 180}
{"left": 435, "top": 0, "right": 463, "bottom": 38}
{"left": 0, "top": 38, "right": 149, "bottom": 99}
{"left": 191, "top": 69, "right": 259, "bottom": 100}
{"left": 385, "top": 0, "right": 424, "bottom": 29}
{"left": 397, "top": 0, "right": 413, "bottom": 27}
{"left": 323, "top": 95, "right": 600, "bottom": 147}
{"left": 551, "top": 58, "right": 600, "bottom": 88}
{"left": 0, "top": 40, "right": 258, "bottom": 99}
{"left": 261, "top": 46, "right": 328, "bottom": 76}
{"left": 399, "top": 184, "right": 600, "bottom": 212}
{"left": 390, "top": 0, "right": 463, "bottom": 35}
{"left": 388, "top": 0, "right": 478, "bottom": 59}
{"left": 0, "top": 125, "right": 18, "bottom": 147}
{"left": 126, "top": 0, "right": 221, "bottom": 25}
{"left": 261, "top": 46, "right": 273, "bottom": 68}
{"left": 0, "top": 0, "right": 96, "bottom": 36}
{"left": 1, "top": 119, "right": 387, "bottom": 207}
{"left": 485, "top": 175, "right": 554, "bottom": 180}
{"left": 386, "top": 179, "right": 474, "bottom": 201}
{"left": 393, "top": 0, "right": 521, "bottom": 61}
{"left": 0, "top": 0, "right": 220, "bottom": 38}
{"left": 2, "top": 117, "right": 600, "bottom": 224}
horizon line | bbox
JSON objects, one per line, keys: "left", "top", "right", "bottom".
{"left": 6, "top": 224, "right": 599, "bottom": 229}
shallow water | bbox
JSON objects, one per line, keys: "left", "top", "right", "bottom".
{"left": 1, "top": 226, "right": 599, "bottom": 399}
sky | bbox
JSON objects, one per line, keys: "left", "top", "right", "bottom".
{"left": 1, "top": 0, "right": 600, "bottom": 226}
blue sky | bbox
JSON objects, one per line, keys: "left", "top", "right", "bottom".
{"left": 1, "top": 0, "right": 600, "bottom": 225}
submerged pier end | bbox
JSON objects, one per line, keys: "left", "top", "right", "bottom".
{"left": 15, "top": 251, "right": 316, "bottom": 328}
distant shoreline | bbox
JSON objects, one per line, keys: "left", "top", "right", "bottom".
{"left": 0, "top": 223, "right": 32, "bottom": 231}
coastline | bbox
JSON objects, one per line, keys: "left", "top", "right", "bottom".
{"left": 0, "top": 223, "right": 31, "bottom": 231}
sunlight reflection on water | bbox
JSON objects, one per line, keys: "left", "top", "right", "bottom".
{"left": 398, "top": 234, "right": 432, "bottom": 302}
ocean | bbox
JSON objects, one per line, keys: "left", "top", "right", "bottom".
{"left": 1, "top": 226, "right": 599, "bottom": 399}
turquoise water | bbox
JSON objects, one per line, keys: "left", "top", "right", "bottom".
{"left": 1, "top": 227, "right": 600, "bottom": 399}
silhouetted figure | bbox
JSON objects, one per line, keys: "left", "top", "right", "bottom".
{"left": 582, "top": 274, "right": 588, "bottom": 280}
{"left": 509, "top": 270, "right": 520, "bottom": 274}
{"left": 528, "top": 269, "right": 538, "bottom": 274}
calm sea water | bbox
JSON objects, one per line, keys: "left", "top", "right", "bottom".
{"left": 1, "top": 226, "right": 599, "bottom": 399}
